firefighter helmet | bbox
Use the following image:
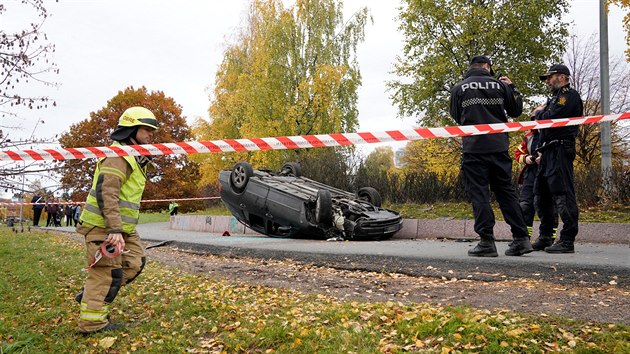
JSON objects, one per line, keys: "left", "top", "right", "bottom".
{"left": 111, "top": 107, "right": 158, "bottom": 141}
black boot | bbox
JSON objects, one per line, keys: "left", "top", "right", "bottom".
{"left": 531, "top": 236, "right": 554, "bottom": 251}
{"left": 545, "top": 240, "right": 574, "bottom": 253}
{"left": 505, "top": 238, "right": 534, "bottom": 256}
{"left": 80, "top": 322, "right": 124, "bottom": 335}
{"left": 468, "top": 238, "right": 498, "bottom": 257}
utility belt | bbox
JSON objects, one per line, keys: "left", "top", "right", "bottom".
{"left": 535, "top": 138, "right": 574, "bottom": 153}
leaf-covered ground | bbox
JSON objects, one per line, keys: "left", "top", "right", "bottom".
{"left": 148, "top": 246, "right": 630, "bottom": 326}
{"left": 1, "top": 230, "right": 628, "bottom": 353}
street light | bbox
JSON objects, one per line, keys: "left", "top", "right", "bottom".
{"left": 4, "top": 139, "right": 29, "bottom": 230}
{"left": 18, "top": 167, "right": 25, "bottom": 230}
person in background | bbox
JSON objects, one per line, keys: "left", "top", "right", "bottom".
{"left": 55, "top": 201, "right": 63, "bottom": 227}
{"left": 75, "top": 107, "right": 158, "bottom": 334}
{"left": 31, "top": 193, "right": 45, "bottom": 226}
{"left": 65, "top": 204, "right": 75, "bottom": 227}
{"left": 45, "top": 199, "right": 58, "bottom": 227}
{"left": 532, "top": 64, "right": 583, "bottom": 253}
{"left": 449, "top": 55, "right": 533, "bottom": 257}
{"left": 169, "top": 201, "right": 179, "bottom": 216}
{"left": 73, "top": 203, "right": 82, "bottom": 227}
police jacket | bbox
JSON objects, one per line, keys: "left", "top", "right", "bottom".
{"left": 534, "top": 84, "right": 583, "bottom": 144}
{"left": 450, "top": 68, "right": 523, "bottom": 153}
{"left": 31, "top": 195, "right": 44, "bottom": 210}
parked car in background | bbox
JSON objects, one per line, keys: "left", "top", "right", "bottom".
{"left": 219, "top": 161, "right": 403, "bottom": 240}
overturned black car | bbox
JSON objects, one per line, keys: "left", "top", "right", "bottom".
{"left": 218, "top": 162, "right": 403, "bottom": 240}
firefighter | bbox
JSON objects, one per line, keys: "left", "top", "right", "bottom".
{"left": 75, "top": 107, "right": 158, "bottom": 333}
{"left": 532, "top": 64, "right": 583, "bottom": 253}
{"left": 449, "top": 55, "right": 533, "bottom": 257}
{"left": 168, "top": 201, "right": 179, "bottom": 216}
{"left": 514, "top": 129, "right": 558, "bottom": 248}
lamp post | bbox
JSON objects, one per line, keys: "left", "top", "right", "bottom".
{"left": 14, "top": 119, "right": 45, "bottom": 229}
{"left": 599, "top": 0, "right": 612, "bottom": 191}
{"left": 18, "top": 167, "right": 25, "bottom": 230}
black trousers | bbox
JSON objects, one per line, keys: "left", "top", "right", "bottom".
{"left": 33, "top": 208, "right": 43, "bottom": 226}
{"left": 535, "top": 144, "right": 579, "bottom": 242}
{"left": 461, "top": 152, "right": 529, "bottom": 240}
{"left": 46, "top": 212, "right": 54, "bottom": 227}
{"left": 519, "top": 166, "right": 558, "bottom": 234}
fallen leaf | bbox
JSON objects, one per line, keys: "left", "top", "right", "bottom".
{"left": 99, "top": 336, "right": 116, "bottom": 349}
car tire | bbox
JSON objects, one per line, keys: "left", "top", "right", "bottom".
{"left": 358, "top": 187, "right": 382, "bottom": 207}
{"left": 230, "top": 162, "right": 254, "bottom": 193}
{"left": 315, "top": 189, "right": 332, "bottom": 224}
{"left": 280, "top": 162, "right": 302, "bottom": 177}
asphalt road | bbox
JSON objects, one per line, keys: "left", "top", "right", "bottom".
{"left": 42, "top": 222, "right": 629, "bottom": 288}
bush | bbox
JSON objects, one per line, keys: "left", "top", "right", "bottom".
{"left": 354, "top": 163, "right": 629, "bottom": 210}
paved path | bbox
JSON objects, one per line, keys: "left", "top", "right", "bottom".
{"left": 39, "top": 222, "right": 630, "bottom": 287}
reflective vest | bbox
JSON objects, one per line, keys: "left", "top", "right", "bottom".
{"left": 80, "top": 145, "right": 147, "bottom": 233}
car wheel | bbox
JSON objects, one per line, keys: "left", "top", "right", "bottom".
{"left": 315, "top": 189, "right": 332, "bottom": 224}
{"left": 280, "top": 162, "right": 302, "bottom": 177}
{"left": 230, "top": 162, "right": 254, "bottom": 193}
{"left": 358, "top": 187, "right": 382, "bottom": 207}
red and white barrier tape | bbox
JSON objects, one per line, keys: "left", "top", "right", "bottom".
{"left": 83, "top": 242, "right": 126, "bottom": 271}
{"left": 0, "top": 196, "right": 221, "bottom": 207}
{"left": 139, "top": 196, "right": 221, "bottom": 203}
{"left": 2, "top": 113, "right": 628, "bottom": 161}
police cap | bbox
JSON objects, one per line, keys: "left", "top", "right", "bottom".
{"left": 470, "top": 55, "right": 494, "bottom": 76}
{"left": 539, "top": 64, "right": 571, "bottom": 80}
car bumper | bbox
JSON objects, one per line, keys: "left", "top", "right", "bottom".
{"left": 353, "top": 218, "right": 403, "bottom": 237}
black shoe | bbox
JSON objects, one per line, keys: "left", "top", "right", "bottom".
{"left": 80, "top": 323, "right": 124, "bottom": 335}
{"left": 468, "top": 239, "right": 498, "bottom": 257}
{"left": 545, "top": 241, "right": 574, "bottom": 254}
{"left": 532, "top": 236, "right": 554, "bottom": 251}
{"left": 505, "top": 239, "right": 534, "bottom": 256}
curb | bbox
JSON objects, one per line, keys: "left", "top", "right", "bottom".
{"left": 169, "top": 215, "right": 630, "bottom": 245}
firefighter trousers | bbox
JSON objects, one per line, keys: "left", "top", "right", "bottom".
{"left": 76, "top": 224, "right": 146, "bottom": 332}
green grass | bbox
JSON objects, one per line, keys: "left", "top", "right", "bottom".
{"left": 384, "top": 202, "right": 630, "bottom": 223}
{"left": 1, "top": 230, "right": 628, "bottom": 353}
{"left": 138, "top": 205, "right": 231, "bottom": 224}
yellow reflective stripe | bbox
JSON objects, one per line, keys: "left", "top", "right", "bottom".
{"left": 83, "top": 205, "right": 138, "bottom": 225}
{"left": 80, "top": 302, "right": 110, "bottom": 321}
{"left": 89, "top": 190, "right": 139, "bottom": 210}
{"left": 84, "top": 203, "right": 101, "bottom": 215}
{"left": 100, "top": 166, "right": 127, "bottom": 181}
{"left": 119, "top": 200, "right": 140, "bottom": 210}
{"left": 121, "top": 214, "right": 139, "bottom": 225}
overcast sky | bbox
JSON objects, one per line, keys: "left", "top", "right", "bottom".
{"left": 3, "top": 0, "right": 628, "bottom": 148}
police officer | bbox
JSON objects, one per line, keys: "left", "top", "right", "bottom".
{"left": 75, "top": 107, "right": 158, "bottom": 333}
{"left": 450, "top": 55, "right": 533, "bottom": 257}
{"left": 532, "top": 64, "right": 583, "bottom": 253}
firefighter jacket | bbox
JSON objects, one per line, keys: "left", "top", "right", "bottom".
{"left": 514, "top": 130, "right": 540, "bottom": 184}
{"left": 450, "top": 68, "right": 523, "bottom": 153}
{"left": 514, "top": 131, "right": 539, "bottom": 164}
{"left": 80, "top": 142, "right": 148, "bottom": 234}
{"left": 534, "top": 84, "right": 583, "bottom": 144}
